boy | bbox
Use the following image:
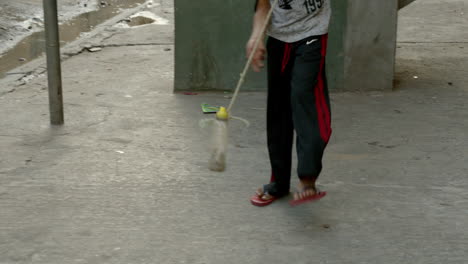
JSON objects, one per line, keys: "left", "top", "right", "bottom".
{"left": 247, "top": 0, "right": 332, "bottom": 206}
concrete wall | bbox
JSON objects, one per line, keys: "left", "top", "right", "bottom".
{"left": 326, "top": 0, "right": 348, "bottom": 93}
{"left": 174, "top": 0, "right": 400, "bottom": 92}
{"left": 174, "top": 0, "right": 264, "bottom": 91}
{"left": 343, "top": 0, "right": 398, "bottom": 91}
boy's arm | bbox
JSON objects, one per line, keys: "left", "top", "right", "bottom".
{"left": 246, "top": 0, "right": 270, "bottom": 72}
{"left": 250, "top": 0, "right": 270, "bottom": 41}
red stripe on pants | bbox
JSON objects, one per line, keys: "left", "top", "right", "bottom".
{"left": 314, "top": 35, "right": 332, "bottom": 143}
{"left": 281, "top": 43, "right": 291, "bottom": 74}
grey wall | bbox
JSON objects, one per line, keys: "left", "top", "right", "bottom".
{"left": 326, "top": 0, "right": 348, "bottom": 92}
{"left": 343, "top": 0, "right": 398, "bottom": 91}
{"left": 174, "top": 0, "right": 399, "bottom": 92}
{"left": 174, "top": 0, "right": 349, "bottom": 92}
{"left": 174, "top": 0, "right": 265, "bottom": 91}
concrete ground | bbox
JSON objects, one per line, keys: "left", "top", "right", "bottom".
{"left": 1, "top": 0, "right": 468, "bottom": 263}
{"left": 0, "top": 0, "right": 99, "bottom": 54}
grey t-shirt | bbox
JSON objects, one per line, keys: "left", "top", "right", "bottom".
{"left": 268, "top": 0, "right": 331, "bottom": 43}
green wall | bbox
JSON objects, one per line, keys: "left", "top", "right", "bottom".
{"left": 174, "top": 1, "right": 348, "bottom": 92}
{"left": 174, "top": 0, "right": 265, "bottom": 91}
{"left": 327, "top": 0, "right": 347, "bottom": 91}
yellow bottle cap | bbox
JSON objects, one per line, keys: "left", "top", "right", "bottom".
{"left": 216, "top": 107, "right": 229, "bottom": 121}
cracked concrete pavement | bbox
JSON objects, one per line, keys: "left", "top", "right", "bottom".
{"left": 0, "top": 0, "right": 162, "bottom": 86}
{"left": 0, "top": 0, "right": 99, "bottom": 55}
{"left": 1, "top": 0, "right": 468, "bottom": 263}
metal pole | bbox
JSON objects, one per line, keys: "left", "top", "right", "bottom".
{"left": 43, "top": 0, "right": 64, "bottom": 125}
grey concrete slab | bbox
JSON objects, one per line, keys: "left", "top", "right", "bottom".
{"left": 1, "top": 0, "right": 468, "bottom": 263}
{"left": 398, "top": 0, "right": 468, "bottom": 42}
{"left": 344, "top": 0, "right": 398, "bottom": 92}
{"left": 100, "top": 1, "right": 174, "bottom": 47}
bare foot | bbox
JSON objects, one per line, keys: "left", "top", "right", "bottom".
{"left": 256, "top": 187, "right": 275, "bottom": 201}
{"left": 293, "top": 179, "right": 317, "bottom": 201}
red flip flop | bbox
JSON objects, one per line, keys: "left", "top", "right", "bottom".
{"left": 250, "top": 192, "right": 277, "bottom": 207}
{"left": 289, "top": 189, "right": 327, "bottom": 207}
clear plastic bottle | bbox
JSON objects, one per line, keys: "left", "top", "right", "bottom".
{"left": 208, "top": 107, "right": 228, "bottom": 172}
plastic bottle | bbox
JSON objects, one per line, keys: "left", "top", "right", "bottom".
{"left": 208, "top": 107, "right": 229, "bottom": 172}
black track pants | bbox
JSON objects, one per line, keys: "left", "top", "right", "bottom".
{"left": 265, "top": 34, "right": 331, "bottom": 196}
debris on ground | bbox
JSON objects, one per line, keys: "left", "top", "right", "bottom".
{"left": 87, "top": 47, "right": 103, "bottom": 52}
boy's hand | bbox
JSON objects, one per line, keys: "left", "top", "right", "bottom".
{"left": 246, "top": 37, "right": 266, "bottom": 72}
